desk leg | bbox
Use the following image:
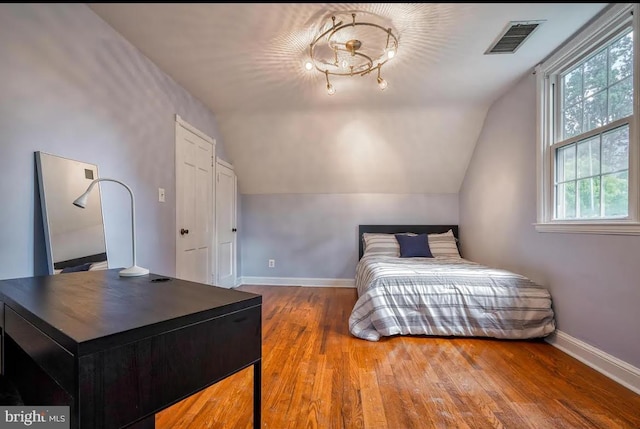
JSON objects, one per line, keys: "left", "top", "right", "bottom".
{"left": 254, "top": 359, "right": 261, "bottom": 429}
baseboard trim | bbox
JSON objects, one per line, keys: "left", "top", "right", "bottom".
{"left": 546, "top": 330, "right": 640, "bottom": 395}
{"left": 239, "top": 276, "right": 355, "bottom": 288}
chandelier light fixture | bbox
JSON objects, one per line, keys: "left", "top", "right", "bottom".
{"left": 304, "top": 11, "right": 399, "bottom": 95}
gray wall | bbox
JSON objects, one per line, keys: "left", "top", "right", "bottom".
{"left": 0, "top": 3, "right": 227, "bottom": 279}
{"left": 240, "top": 193, "right": 459, "bottom": 279}
{"left": 459, "top": 72, "right": 640, "bottom": 368}
{"left": 220, "top": 107, "right": 487, "bottom": 195}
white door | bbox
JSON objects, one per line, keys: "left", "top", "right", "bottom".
{"left": 215, "top": 159, "right": 237, "bottom": 288}
{"left": 175, "top": 116, "right": 215, "bottom": 284}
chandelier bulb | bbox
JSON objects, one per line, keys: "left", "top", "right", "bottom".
{"left": 304, "top": 61, "right": 313, "bottom": 71}
{"left": 387, "top": 48, "right": 396, "bottom": 60}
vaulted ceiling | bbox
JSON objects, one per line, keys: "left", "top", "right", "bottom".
{"left": 89, "top": 3, "right": 607, "bottom": 194}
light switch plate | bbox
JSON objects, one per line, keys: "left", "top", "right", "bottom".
{"left": 158, "top": 188, "right": 165, "bottom": 202}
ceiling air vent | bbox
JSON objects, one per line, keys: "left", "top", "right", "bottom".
{"left": 485, "top": 20, "right": 545, "bottom": 55}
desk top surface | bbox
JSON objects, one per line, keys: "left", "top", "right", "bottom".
{"left": 0, "top": 270, "right": 261, "bottom": 355}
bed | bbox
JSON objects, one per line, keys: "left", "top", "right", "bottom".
{"left": 53, "top": 253, "right": 109, "bottom": 274}
{"left": 349, "top": 225, "right": 556, "bottom": 341}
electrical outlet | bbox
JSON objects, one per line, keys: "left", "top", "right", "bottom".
{"left": 268, "top": 259, "right": 275, "bottom": 268}
{"left": 158, "top": 188, "right": 165, "bottom": 202}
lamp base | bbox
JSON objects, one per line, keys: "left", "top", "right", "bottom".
{"left": 119, "top": 265, "right": 150, "bottom": 277}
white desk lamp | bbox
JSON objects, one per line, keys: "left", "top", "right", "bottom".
{"left": 73, "top": 178, "right": 149, "bottom": 277}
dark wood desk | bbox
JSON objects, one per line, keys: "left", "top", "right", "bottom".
{"left": 0, "top": 270, "right": 262, "bottom": 429}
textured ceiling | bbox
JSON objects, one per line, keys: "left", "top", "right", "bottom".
{"left": 88, "top": 3, "right": 608, "bottom": 194}
{"left": 89, "top": 3, "right": 607, "bottom": 114}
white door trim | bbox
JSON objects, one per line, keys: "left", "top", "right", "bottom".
{"left": 175, "top": 114, "right": 215, "bottom": 145}
{"left": 216, "top": 156, "right": 234, "bottom": 171}
{"left": 175, "top": 116, "right": 216, "bottom": 283}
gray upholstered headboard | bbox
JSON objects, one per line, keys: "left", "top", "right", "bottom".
{"left": 358, "top": 225, "right": 459, "bottom": 259}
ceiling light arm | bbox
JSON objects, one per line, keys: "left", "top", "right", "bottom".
{"left": 325, "top": 22, "right": 397, "bottom": 46}
{"left": 309, "top": 19, "right": 345, "bottom": 73}
{"left": 327, "top": 48, "right": 374, "bottom": 75}
{"left": 327, "top": 22, "right": 398, "bottom": 46}
{"left": 324, "top": 70, "right": 335, "bottom": 95}
{"left": 376, "top": 64, "right": 388, "bottom": 90}
{"left": 325, "top": 22, "right": 397, "bottom": 75}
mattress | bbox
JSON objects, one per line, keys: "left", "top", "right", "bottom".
{"left": 349, "top": 255, "right": 556, "bottom": 341}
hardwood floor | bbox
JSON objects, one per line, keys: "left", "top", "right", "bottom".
{"left": 156, "top": 285, "right": 640, "bottom": 429}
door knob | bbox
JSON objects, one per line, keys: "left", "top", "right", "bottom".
{"left": 232, "top": 228, "right": 237, "bottom": 232}
{"left": 180, "top": 228, "right": 189, "bottom": 235}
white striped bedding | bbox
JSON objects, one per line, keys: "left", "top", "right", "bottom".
{"left": 349, "top": 255, "right": 556, "bottom": 341}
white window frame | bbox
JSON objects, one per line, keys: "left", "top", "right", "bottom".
{"left": 535, "top": 3, "right": 640, "bottom": 235}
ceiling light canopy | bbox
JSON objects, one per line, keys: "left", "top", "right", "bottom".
{"left": 305, "top": 11, "right": 399, "bottom": 95}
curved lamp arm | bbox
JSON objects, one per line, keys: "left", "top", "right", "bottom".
{"left": 74, "top": 178, "right": 149, "bottom": 277}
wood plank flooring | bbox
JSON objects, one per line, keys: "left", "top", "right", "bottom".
{"left": 156, "top": 285, "right": 640, "bottom": 429}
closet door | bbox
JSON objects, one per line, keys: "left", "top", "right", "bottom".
{"left": 175, "top": 116, "right": 215, "bottom": 284}
{"left": 215, "top": 158, "right": 237, "bottom": 288}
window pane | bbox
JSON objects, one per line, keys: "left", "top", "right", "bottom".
{"left": 549, "top": 24, "right": 633, "bottom": 224}
{"left": 584, "top": 50, "right": 607, "bottom": 98}
{"left": 578, "top": 177, "right": 601, "bottom": 218}
{"left": 562, "top": 104, "right": 583, "bottom": 139}
{"left": 609, "top": 30, "right": 633, "bottom": 84}
{"left": 556, "top": 144, "right": 576, "bottom": 182}
{"left": 601, "top": 125, "right": 629, "bottom": 174}
{"left": 563, "top": 67, "right": 583, "bottom": 107}
{"left": 577, "top": 136, "right": 600, "bottom": 178}
{"left": 602, "top": 171, "right": 628, "bottom": 217}
{"left": 557, "top": 181, "right": 577, "bottom": 219}
{"left": 583, "top": 91, "right": 607, "bottom": 132}
{"left": 608, "top": 76, "right": 633, "bottom": 122}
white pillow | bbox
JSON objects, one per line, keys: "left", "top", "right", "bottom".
{"left": 363, "top": 233, "right": 399, "bottom": 256}
{"left": 428, "top": 229, "right": 461, "bottom": 258}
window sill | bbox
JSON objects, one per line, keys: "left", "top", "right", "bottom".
{"left": 534, "top": 222, "right": 640, "bottom": 235}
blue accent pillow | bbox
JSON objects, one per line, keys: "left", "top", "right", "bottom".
{"left": 61, "top": 262, "right": 93, "bottom": 273}
{"left": 395, "top": 234, "right": 433, "bottom": 258}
